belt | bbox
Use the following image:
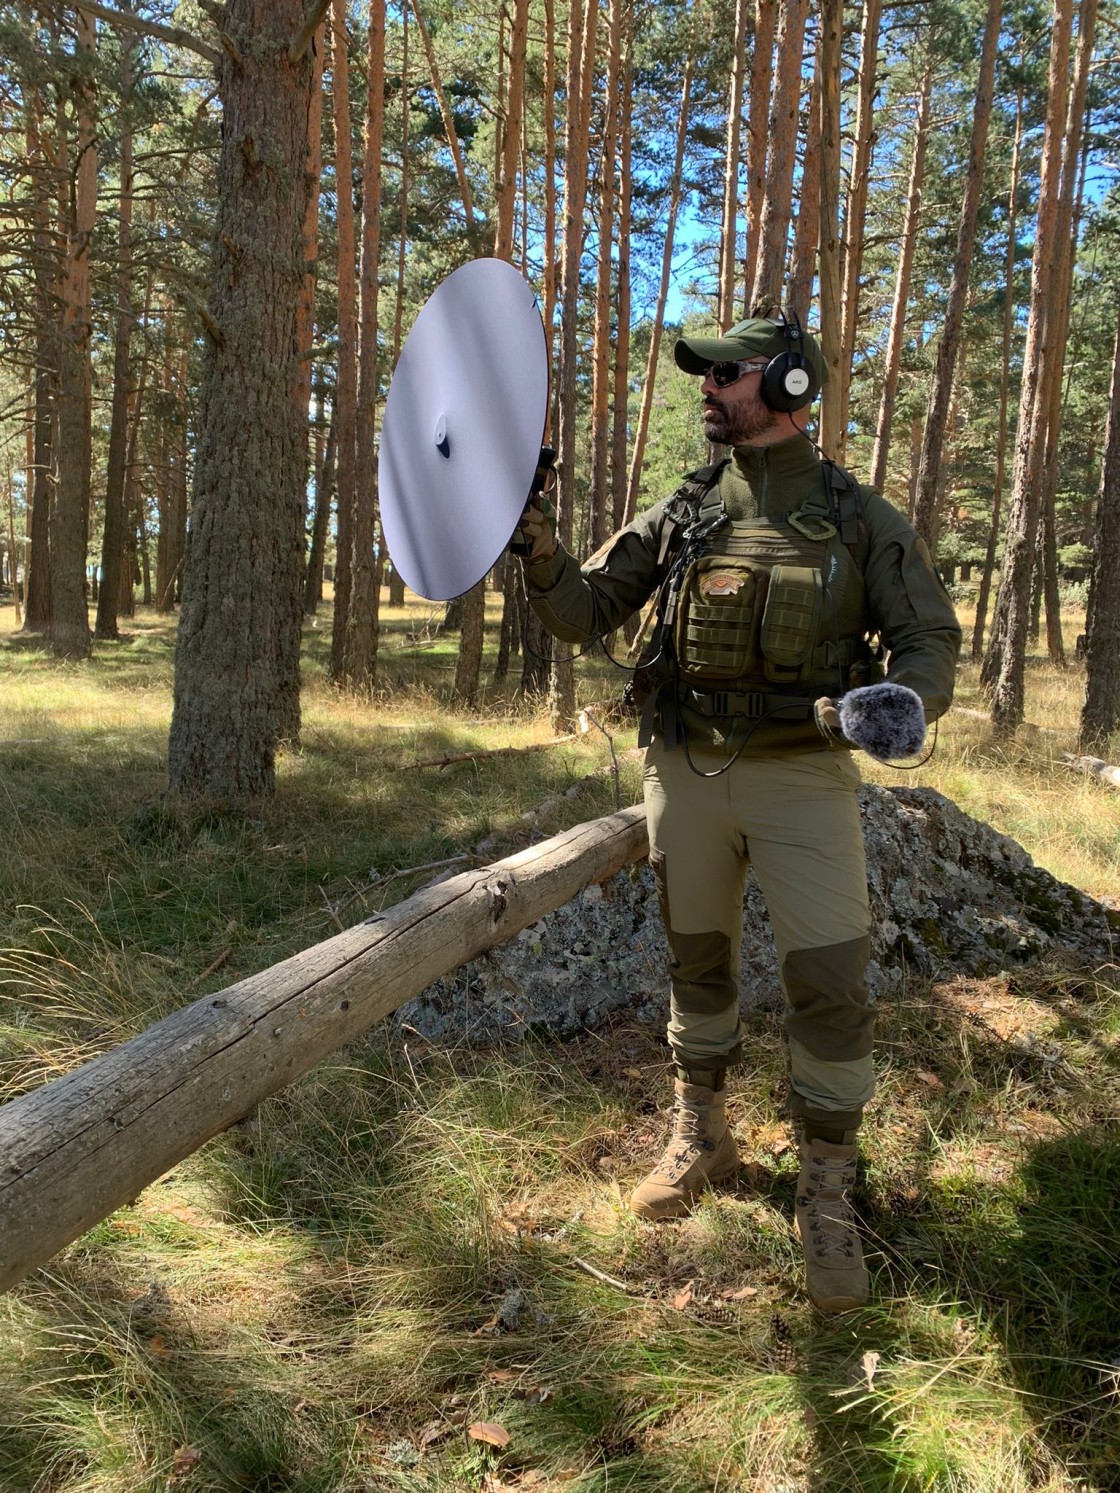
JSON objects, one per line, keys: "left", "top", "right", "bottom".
{"left": 683, "top": 687, "right": 816, "bottom": 722}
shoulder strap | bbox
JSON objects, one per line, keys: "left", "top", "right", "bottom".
{"left": 656, "top": 461, "right": 725, "bottom": 567}
{"left": 821, "top": 458, "right": 867, "bottom": 566}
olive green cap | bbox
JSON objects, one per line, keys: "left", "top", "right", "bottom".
{"left": 674, "top": 316, "right": 828, "bottom": 389}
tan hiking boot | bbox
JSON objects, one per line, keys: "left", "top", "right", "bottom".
{"left": 629, "top": 1078, "right": 739, "bottom": 1221}
{"left": 794, "top": 1135, "right": 869, "bottom": 1312}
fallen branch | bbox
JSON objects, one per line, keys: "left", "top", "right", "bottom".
{"left": 408, "top": 736, "right": 578, "bottom": 770}
{"left": 1061, "top": 753, "right": 1120, "bottom": 789}
{"left": 571, "top": 1257, "right": 634, "bottom": 1292}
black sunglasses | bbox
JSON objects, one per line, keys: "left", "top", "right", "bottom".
{"left": 707, "top": 359, "right": 770, "bottom": 388}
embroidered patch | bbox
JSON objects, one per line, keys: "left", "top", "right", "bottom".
{"left": 699, "top": 572, "right": 744, "bottom": 598}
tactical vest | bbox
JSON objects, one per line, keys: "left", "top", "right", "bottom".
{"left": 637, "top": 458, "right": 881, "bottom": 747}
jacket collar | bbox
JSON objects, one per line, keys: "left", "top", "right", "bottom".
{"left": 729, "top": 435, "right": 821, "bottom": 486}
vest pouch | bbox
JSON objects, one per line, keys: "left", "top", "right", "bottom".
{"left": 759, "top": 564, "right": 823, "bottom": 683}
{"left": 674, "top": 556, "right": 767, "bottom": 684}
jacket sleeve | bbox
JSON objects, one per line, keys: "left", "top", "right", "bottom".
{"left": 523, "top": 503, "right": 667, "bottom": 645}
{"left": 861, "top": 492, "right": 962, "bottom": 718}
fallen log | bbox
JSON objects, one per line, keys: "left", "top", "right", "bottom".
{"left": 1061, "top": 753, "right": 1120, "bottom": 789}
{"left": 0, "top": 806, "right": 649, "bottom": 1294}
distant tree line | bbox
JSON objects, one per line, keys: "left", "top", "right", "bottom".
{"left": 0, "top": 0, "right": 1117, "bottom": 795}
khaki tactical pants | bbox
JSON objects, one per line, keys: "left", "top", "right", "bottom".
{"left": 643, "top": 737, "right": 874, "bottom": 1133}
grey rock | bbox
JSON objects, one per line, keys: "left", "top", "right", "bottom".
{"left": 395, "top": 785, "right": 1116, "bottom": 1048}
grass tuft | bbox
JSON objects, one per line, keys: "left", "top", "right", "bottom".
{"left": 2, "top": 597, "right": 1119, "bottom": 1491}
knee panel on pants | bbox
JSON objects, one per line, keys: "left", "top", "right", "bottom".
{"left": 667, "top": 928, "right": 737, "bottom": 1015}
{"left": 783, "top": 934, "right": 874, "bottom": 1061}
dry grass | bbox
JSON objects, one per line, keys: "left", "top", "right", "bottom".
{"left": 1, "top": 593, "right": 1118, "bottom": 1492}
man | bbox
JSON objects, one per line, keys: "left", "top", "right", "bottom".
{"left": 515, "top": 312, "right": 961, "bottom": 1312}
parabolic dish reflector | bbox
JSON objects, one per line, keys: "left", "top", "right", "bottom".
{"left": 378, "top": 258, "right": 549, "bottom": 601}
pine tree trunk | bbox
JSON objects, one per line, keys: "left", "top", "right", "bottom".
{"left": 835, "top": 0, "right": 881, "bottom": 461}
{"left": 911, "top": 0, "right": 1001, "bottom": 550}
{"left": 167, "top": 0, "right": 315, "bottom": 798}
{"left": 588, "top": 0, "right": 621, "bottom": 553}
{"left": 1078, "top": 294, "right": 1120, "bottom": 751}
{"left": 95, "top": 24, "right": 136, "bottom": 640}
{"left": 22, "top": 88, "right": 53, "bottom": 633}
{"left": 750, "top": 0, "right": 808, "bottom": 310}
{"left": 742, "top": 0, "right": 776, "bottom": 316}
{"left": 409, "top": 0, "right": 475, "bottom": 231}
{"left": 624, "top": 53, "right": 694, "bottom": 524}
{"left": 549, "top": 0, "right": 598, "bottom": 734}
{"left": 392, "top": 2, "right": 409, "bottom": 362}
{"left": 816, "top": 0, "right": 842, "bottom": 457}
{"left": 50, "top": 5, "right": 98, "bottom": 660}
{"left": 786, "top": 25, "right": 821, "bottom": 321}
{"left": 611, "top": 8, "right": 633, "bottom": 533}
{"left": 523, "top": 0, "right": 555, "bottom": 705}
{"left": 718, "top": 0, "right": 748, "bottom": 332}
{"left": 869, "top": 56, "right": 932, "bottom": 496}
{"left": 453, "top": 0, "right": 527, "bottom": 708}
{"left": 986, "top": 0, "right": 1075, "bottom": 729}
{"left": 305, "top": 400, "right": 335, "bottom": 613}
{"left": 972, "top": 79, "right": 1023, "bottom": 660}
{"left": 329, "top": 0, "right": 358, "bottom": 683}
{"left": 1035, "top": 0, "right": 1097, "bottom": 669}
{"left": 342, "top": 0, "right": 385, "bottom": 690}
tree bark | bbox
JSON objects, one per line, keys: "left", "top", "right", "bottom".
{"left": 869, "top": 56, "right": 932, "bottom": 496}
{"left": 611, "top": 4, "right": 634, "bottom": 533}
{"left": 50, "top": 6, "right": 98, "bottom": 659}
{"left": 341, "top": 0, "right": 386, "bottom": 690}
{"left": 588, "top": 0, "right": 622, "bottom": 552}
{"left": 328, "top": 0, "right": 358, "bottom": 683}
{"left": 750, "top": 0, "right": 808, "bottom": 310}
{"left": 835, "top": 0, "right": 881, "bottom": 462}
{"left": 718, "top": 0, "right": 749, "bottom": 332}
{"left": 972, "top": 77, "right": 1023, "bottom": 660}
{"left": 452, "top": 0, "right": 528, "bottom": 707}
{"left": 911, "top": 0, "right": 1001, "bottom": 550}
{"left": 1077, "top": 295, "right": 1120, "bottom": 752}
{"left": 167, "top": 0, "right": 315, "bottom": 797}
{"left": 304, "top": 397, "right": 335, "bottom": 613}
{"left": 786, "top": 25, "right": 821, "bottom": 322}
{"left": 742, "top": 0, "right": 776, "bottom": 317}
{"left": 1035, "top": 0, "right": 1097, "bottom": 670}
{"left": 624, "top": 52, "right": 694, "bottom": 524}
{"left": 549, "top": 0, "right": 598, "bottom": 733}
{"left": 816, "top": 0, "right": 842, "bottom": 457}
{"left": 409, "top": 0, "right": 475, "bottom": 231}
{"left": 0, "top": 806, "right": 650, "bottom": 1294}
{"left": 95, "top": 17, "right": 136, "bottom": 640}
{"left": 22, "top": 79, "right": 55, "bottom": 633}
{"left": 986, "top": 0, "right": 1075, "bottom": 730}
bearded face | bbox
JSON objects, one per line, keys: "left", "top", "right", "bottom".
{"left": 701, "top": 370, "right": 781, "bottom": 446}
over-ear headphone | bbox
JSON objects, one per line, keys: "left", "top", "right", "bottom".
{"left": 760, "top": 307, "right": 818, "bottom": 413}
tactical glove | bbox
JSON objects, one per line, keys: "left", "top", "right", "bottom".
{"left": 509, "top": 445, "right": 558, "bottom": 562}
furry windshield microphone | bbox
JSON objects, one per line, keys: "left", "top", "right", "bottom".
{"left": 838, "top": 683, "right": 927, "bottom": 761}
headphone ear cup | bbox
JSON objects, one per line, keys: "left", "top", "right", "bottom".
{"left": 761, "top": 351, "right": 815, "bottom": 412}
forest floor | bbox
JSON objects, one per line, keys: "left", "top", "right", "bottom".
{"left": 0, "top": 591, "right": 1118, "bottom": 1493}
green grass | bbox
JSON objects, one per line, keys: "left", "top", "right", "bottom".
{"left": 1, "top": 593, "right": 1119, "bottom": 1491}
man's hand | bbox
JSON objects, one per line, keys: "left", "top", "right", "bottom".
{"left": 510, "top": 496, "right": 557, "bottom": 562}
{"left": 814, "top": 696, "right": 843, "bottom": 737}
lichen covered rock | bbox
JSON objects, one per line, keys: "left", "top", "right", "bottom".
{"left": 396, "top": 785, "right": 1116, "bottom": 1047}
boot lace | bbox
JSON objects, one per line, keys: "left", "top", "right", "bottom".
{"left": 660, "top": 1092, "right": 714, "bottom": 1170}
{"left": 802, "top": 1149, "right": 858, "bottom": 1262}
